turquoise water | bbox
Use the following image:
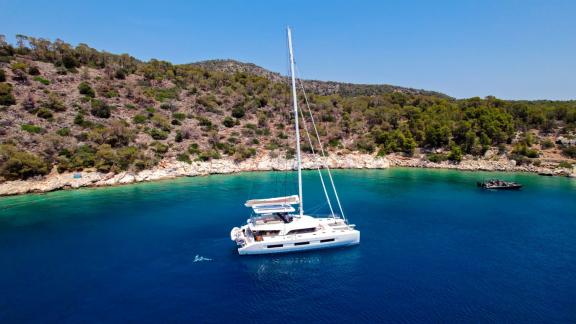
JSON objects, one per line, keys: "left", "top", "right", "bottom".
{"left": 0, "top": 168, "right": 575, "bottom": 323}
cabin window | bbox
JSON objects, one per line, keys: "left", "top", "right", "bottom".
{"left": 294, "top": 242, "right": 310, "bottom": 246}
{"left": 254, "top": 230, "right": 280, "bottom": 237}
{"left": 286, "top": 228, "right": 316, "bottom": 235}
{"left": 321, "top": 238, "right": 335, "bottom": 243}
{"left": 267, "top": 244, "right": 283, "bottom": 248}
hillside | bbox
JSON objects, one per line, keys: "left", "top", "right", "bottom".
{"left": 190, "top": 59, "right": 450, "bottom": 98}
{"left": 0, "top": 35, "right": 575, "bottom": 182}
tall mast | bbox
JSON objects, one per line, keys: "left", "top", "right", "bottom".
{"left": 287, "top": 27, "right": 303, "bottom": 216}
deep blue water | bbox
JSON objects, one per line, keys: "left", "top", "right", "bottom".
{"left": 0, "top": 168, "right": 575, "bottom": 323}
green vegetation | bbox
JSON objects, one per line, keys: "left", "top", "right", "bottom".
{"left": 512, "top": 144, "right": 539, "bottom": 158}
{"left": 78, "top": 82, "right": 95, "bottom": 98}
{"left": 0, "top": 144, "right": 48, "bottom": 180}
{"left": 172, "top": 112, "right": 186, "bottom": 121}
{"left": 0, "top": 35, "right": 575, "bottom": 182}
{"left": 143, "top": 87, "right": 179, "bottom": 101}
{"left": 36, "top": 108, "right": 53, "bottom": 119}
{"left": 176, "top": 153, "right": 191, "bottom": 164}
{"left": 231, "top": 106, "right": 245, "bottom": 118}
{"left": 0, "top": 83, "right": 16, "bottom": 106}
{"left": 427, "top": 153, "right": 448, "bottom": 163}
{"left": 21, "top": 124, "right": 43, "bottom": 134}
{"left": 56, "top": 127, "right": 71, "bottom": 136}
{"left": 33, "top": 76, "right": 50, "bottom": 85}
{"left": 90, "top": 99, "right": 111, "bottom": 118}
{"left": 223, "top": 116, "right": 235, "bottom": 128}
{"left": 558, "top": 161, "right": 573, "bottom": 168}
{"left": 197, "top": 149, "right": 221, "bottom": 161}
{"left": 28, "top": 66, "right": 40, "bottom": 75}
{"left": 541, "top": 139, "right": 555, "bottom": 149}
{"left": 42, "top": 93, "right": 66, "bottom": 111}
{"left": 132, "top": 114, "right": 147, "bottom": 124}
{"left": 148, "top": 128, "right": 168, "bottom": 140}
{"left": 562, "top": 146, "right": 576, "bottom": 158}
{"left": 188, "top": 143, "right": 200, "bottom": 155}
{"left": 448, "top": 145, "right": 463, "bottom": 162}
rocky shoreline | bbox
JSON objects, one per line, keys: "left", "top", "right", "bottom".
{"left": 0, "top": 152, "right": 574, "bottom": 197}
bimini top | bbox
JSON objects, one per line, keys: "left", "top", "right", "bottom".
{"left": 245, "top": 195, "right": 299, "bottom": 215}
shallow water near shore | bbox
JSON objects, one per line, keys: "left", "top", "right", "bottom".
{"left": 1, "top": 168, "right": 575, "bottom": 323}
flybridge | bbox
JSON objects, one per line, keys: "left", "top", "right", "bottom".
{"left": 245, "top": 195, "right": 299, "bottom": 215}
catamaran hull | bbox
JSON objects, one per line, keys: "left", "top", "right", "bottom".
{"left": 236, "top": 230, "right": 360, "bottom": 255}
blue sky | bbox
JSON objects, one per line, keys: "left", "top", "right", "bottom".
{"left": 1, "top": 0, "right": 575, "bottom": 100}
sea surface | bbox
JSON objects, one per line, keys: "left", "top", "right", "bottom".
{"left": 0, "top": 168, "right": 575, "bottom": 323}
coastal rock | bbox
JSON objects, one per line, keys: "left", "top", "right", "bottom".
{"left": 0, "top": 152, "right": 572, "bottom": 197}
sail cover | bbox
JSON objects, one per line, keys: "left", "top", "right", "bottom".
{"left": 245, "top": 195, "right": 300, "bottom": 207}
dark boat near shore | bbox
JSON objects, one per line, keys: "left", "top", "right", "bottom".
{"left": 477, "top": 179, "right": 523, "bottom": 190}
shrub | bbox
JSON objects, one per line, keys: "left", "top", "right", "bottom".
{"left": 513, "top": 144, "right": 539, "bottom": 158}
{"left": 62, "top": 55, "right": 79, "bottom": 69}
{"left": 36, "top": 108, "right": 53, "bottom": 119}
{"left": 10, "top": 61, "right": 27, "bottom": 72}
{"left": 0, "top": 144, "right": 48, "bottom": 180}
{"left": 149, "top": 128, "right": 168, "bottom": 140}
{"left": 33, "top": 76, "right": 50, "bottom": 85}
{"left": 102, "top": 89, "right": 119, "bottom": 98}
{"left": 172, "top": 112, "right": 186, "bottom": 121}
{"left": 196, "top": 149, "right": 221, "bottom": 161}
{"left": 56, "top": 127, "right": 71, "bottom": 136}
{"left": 223, "top": 116, "right": 235, "bottom": 128}
{"left": 448, "top": 145, "right": 463, "bottom": 163}
{"left": 541, "top": 139, "right": 555, "bottom": 149}
{"left": 176, "top": 153, "right": 191, "bottom": 164}
{"left": 133, "top": 114, "right": 147, "bottom": 124}
{"left": 69, "top": 145, "right": 97, "bottom": 169}
{"left": 0, "top": 83, "right": 16, "bottom": 106}
{"left": 151, "top": 142, "right": 168, "bottom": 155}
{"left": 160, "top": 102, "right": 176, "bottom": 111}
{"left": 56, "top": 66, "right": 68, "bottom": 75}
{"left": 562, "top": 146, "right": 576, "bottom": 158}
{"left": 427, "top": 153, "right": 449, "bottom": 163}
{"left": 143, "top": 87, "right": 179, "bottom": 102}
{"left": 21, "top": 124, "right": 44, "bottom": 134}
{"left": 231, "top": 106, "right": 245, "bottom": 118}
{"left": 151, "top": 114, "right": 171, "bottom": 131}
{"left": 233, "top": 145, "right": 256, "bottom": 162}
{"left": 114, "top": 69, "right": 126, "bottom": 80}
{"left": 78, "top": 82, "right": 95, "bottom": 98}
{"left": 90, "top": 99, "right": 111, "bottom": 118}
{"left": 197, "top": 116, "right": 212, "bottom": 127}
{"left": 188, "top": 143, "right": 200, "bottom": 155}
{"left": 28, "top": 66, "right": 40, "bottom": 75}
{"left": 43, "top": 93, "right": 66, "bottom": 112}
{"left": 175, "top": 130, "right": 183, "bottom": 142}
{"left": 558, "top": 161, "right": 573, "bottom": 168}
{"left": 0, "top": 68, "right": 5, "bottom": 82}
{"left": 74, "top": 113, "right": 92, "bottom": 128}
{"left": 510, "top": 154, "right": 531, "bottom": 166}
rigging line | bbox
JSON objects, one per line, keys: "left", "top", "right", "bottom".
{"left": 295, "top": 66, "right": 347, "bottom": 223}
{"left": 298, "top": 96, "right": 336, "bottom": 218}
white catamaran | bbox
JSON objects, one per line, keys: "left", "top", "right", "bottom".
{"left": 229, "top": 28, "right": 360, "bottom": 255}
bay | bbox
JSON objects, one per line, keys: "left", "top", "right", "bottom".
{"left": 0, "top": 168, "right": 575, "bottom": 323}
